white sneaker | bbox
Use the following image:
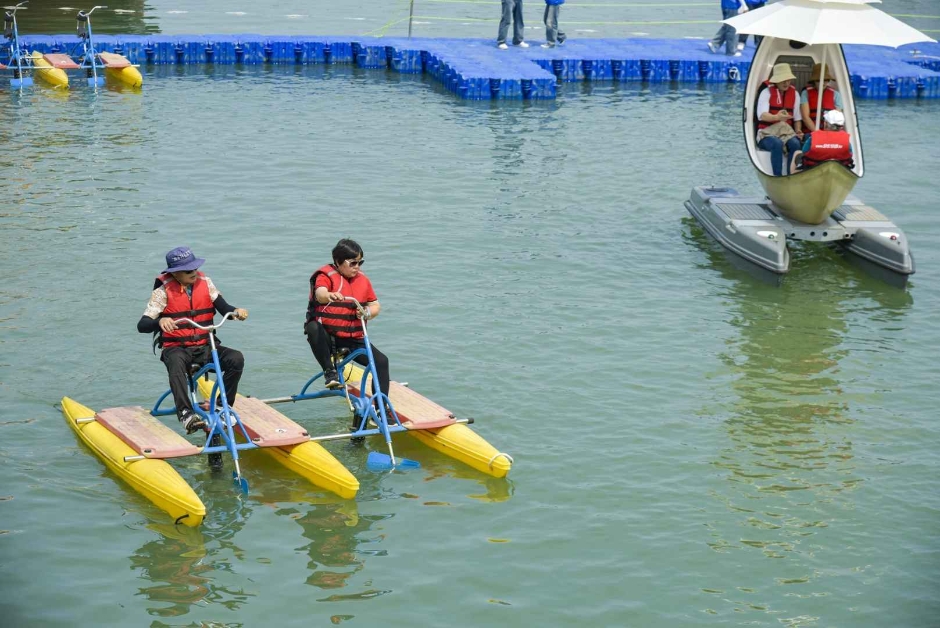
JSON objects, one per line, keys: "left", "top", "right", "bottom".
{"left": 732, "top": 52, "right": 742, "bottom": 57}
{"left": 514, "top": 41, "right": 529, "bottom": 48}
{"left": 497, "top": 42, "right": 509, "bottom": 50}
{"left": 540, "top": 42, "right": 555, "bottom": 49}
{"left": 707, "top": 41, "right": 719, "bottom": 54}
{"left": 736, "top": 42, "right": 745, "bottom": 51}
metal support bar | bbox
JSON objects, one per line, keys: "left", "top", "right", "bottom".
{"left": 76, "top": 417, "right": 96, "bottom": 424}
{"left": 123, "top": 455, "right": 145, "bottom": 462}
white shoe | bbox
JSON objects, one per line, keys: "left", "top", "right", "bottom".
{"left": 514, "top": 41, "right": 529, "bottom": 48}
{"left": 731, "top": 52, "right": 742, "bottom": 57}
{"left": 540, "top": 42, "right": 555, "bottom": 49}
{"left": 707, "top": 41, "right": 719, "bottom": 54}
{"left": 497, "top": 42, "right": 509, "bottom": 50}
{"left": 736, "top": 42, "right": 745, "bottom": 51}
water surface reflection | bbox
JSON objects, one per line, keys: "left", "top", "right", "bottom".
{"left": 691, "top": 229, "right": 912, "bottom": 620}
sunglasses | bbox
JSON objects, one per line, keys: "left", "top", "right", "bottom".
{"left": 345, "top": 259, "right": 365, "bottom": 267}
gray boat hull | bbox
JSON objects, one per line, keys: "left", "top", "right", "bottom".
{"left": 685, "top": 186, "right": 914, "bottom": 278}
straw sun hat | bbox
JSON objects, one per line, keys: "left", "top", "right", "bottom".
{"left": 768, "top": 63, "right": 797, "bottom": 84}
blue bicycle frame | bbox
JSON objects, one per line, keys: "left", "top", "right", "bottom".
{"left": 151, "top": 312, "right": 255, "bottom": 493}
{"left": 266, "top": 298, "right": 408, "bottom": 465}
{"left": 3, "top": 2, "right": 34, "bottom": 88}
{"left": 75, "top": 6, "right": 108, "bottom": 86}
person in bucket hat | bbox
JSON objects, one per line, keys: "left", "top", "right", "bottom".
{"left": 800, "top": 63, "right": 844, "bottom": 135}
{"left": 756, "top": 63, "right": 804, "bottom": 176}
{"left": 137, "top": 246, "right": 249, "bottom": 453}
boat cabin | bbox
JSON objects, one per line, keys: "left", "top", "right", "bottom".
{"left": 744, "top": 38, "right": 864, "bottom": 178}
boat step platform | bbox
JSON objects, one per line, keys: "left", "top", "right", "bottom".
{"left": 229, "top": 396, "right": 310, "bottom": 446}
{"left": 344, "top": 369, "right": 457, "bottom": 430}
{"left": 96, "top": 406, "right": 202, "bottom": 459}
{"left": 685, "top": 186, "right": 914, "bottom": 276}
{"left": 42, "top": 53, "right": 80, "bottom": 69}
{"left": 97, "top": 51, "right": 132, "bottom": 68}
{"left": 98, "top": 398, "right": 313, "bottom": 459}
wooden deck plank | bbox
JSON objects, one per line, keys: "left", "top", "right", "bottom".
{"left": 346, "top": 370, "right": 457, "bottom": 430}
{"left": 43, "top": 53, "right": 80, "bottom": 69}
{"left": 98, "top": 52, "right": 132, "bottom": 68}
{"left": 235, "top": 396, "right": 310, "bottom": 447}
{"left": 96, "top": 406, "right": 201, "bottom": 459}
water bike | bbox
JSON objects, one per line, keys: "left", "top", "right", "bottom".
{"left": 1, "top": 3, "right": 141, "bottom": 89}
{"left": 73, "top": 5, "right": 143, "bottom": 88}
{"left": 62, "top": 312, "right": 357, "bottom": 527}
{"left": 686, "top": 33, "right": 915, "bottom": 281}
{"left": 260, "top": 298, "right": 514, "bottom": 476}
{"left": 2, "top": 1, "right": 36, "bottom": 88}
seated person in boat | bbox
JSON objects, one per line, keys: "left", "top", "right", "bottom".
{"left": 305, "top": 239, "right": 389, "bottom": 422}
{"left": 756, "top": 63, "right": 803, "bottom": 176}
{"left": 137, "top": 246, "right": 249, "bottom": 434}
{"left": 792, "top": 109, "right": 854, "bottom": 172}
{"left": 800, "top": 63, "right": 843, "bottom": 136}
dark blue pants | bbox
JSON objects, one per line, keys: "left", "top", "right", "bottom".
{"left": 758, "top": 135, "right": 803, "bottom": 176}
{"left": 498, "top": 0, "right": 525, "bottom": 45}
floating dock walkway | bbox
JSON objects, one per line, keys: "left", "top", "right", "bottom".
{"left": 18, "top": 34, "right": 940, "bottom": 100}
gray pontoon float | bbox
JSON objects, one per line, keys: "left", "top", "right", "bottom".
{"left": 685, "top": 186, "right": 915, "bottom": 278}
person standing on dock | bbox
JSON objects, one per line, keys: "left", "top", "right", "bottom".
{"left": 541, "top": 0, "right": 566, "bottom": 48}
{"left": 707, "top": 0, "right": 743, "bottom": 57}
{"left": 137, "top": 246, "right": 249, "bottom": 435}
{"left": 737, "top": 0, "right": 765, "bottom": 51}
{"left": 497, "top": 0, "right": 529, "bottom": 49}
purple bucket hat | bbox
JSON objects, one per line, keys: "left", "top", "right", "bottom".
{"left": 163, "top": 246, "right": 205, "bottom": 273}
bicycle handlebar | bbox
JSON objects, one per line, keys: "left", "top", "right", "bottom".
{"left": 173, "top": 311, "right": 238, "bottom": 331}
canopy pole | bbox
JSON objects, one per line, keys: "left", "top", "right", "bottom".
{"left": 408, "top": 0, "right": 415, "bottom": 38}
{"left": 814, "top": 46, "right": 828, "bottom": 132}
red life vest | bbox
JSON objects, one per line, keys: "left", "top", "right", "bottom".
{"left": 802, "top": 130, "right": 853, "bottom": 169}
{"left": 307, "top": 265, "right": 364, "bottom": 339}
{"left": 757, "top": 82, "right": 798, "bottom": 130}
{"left": 804, "top": 86, "right": 837, "bottom": 129}
{"left": 156, "top": 272, "right": 215, "bottom": 348}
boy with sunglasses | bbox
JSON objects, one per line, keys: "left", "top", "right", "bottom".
{"left": 137, "top": 246, "right": 249, "bottom": 436}
{"left": 305, "top": 239, "right": 389, "bottom": 421}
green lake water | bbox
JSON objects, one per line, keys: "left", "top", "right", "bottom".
{"left": 2, "top": 3, "right": 939, "bottom": 627}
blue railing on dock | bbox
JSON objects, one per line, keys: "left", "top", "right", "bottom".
{"left": 17, "top": 34, "right": 940, "bottom": 101}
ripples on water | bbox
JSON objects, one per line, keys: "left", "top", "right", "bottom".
{"left": 1, "top": 64, "right": 938, "bottom": 626}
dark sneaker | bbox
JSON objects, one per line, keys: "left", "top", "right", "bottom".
{"left": 207, "top": 433, "right": 223, "bottom": 470}
{"left": 323, "top": 370, "right": 341, "bottom": 389}
{"left": 181, "top": 411, "right": 207, "bottom": 435}
{"left": 349, "top": 426, "right": 365, "bottom": 445}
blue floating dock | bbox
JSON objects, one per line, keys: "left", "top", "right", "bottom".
{"left": 17, "top": 34, "right": 940, "bottom": 100}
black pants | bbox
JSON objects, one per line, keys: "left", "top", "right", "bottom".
{"left": 161, "top": 345, "right": 244, "bottom": 420}
{"left": 304, "top": 320, "right": 390, "bottom": 399}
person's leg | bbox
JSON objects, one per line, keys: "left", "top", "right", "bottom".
{"left": 555, "top": 6, "right": 565, "bottom": 44}
{"left": 758, "top": 136, "right": 785, "bottom": 176}
{"left": 512, "top": 0, "right": 525, "bottom": 45}
{"left": 304, "top": 319, "right": 335, "bottom": 373}
{"left": 785, "top": 137, "right": 803, "bottom": 174}
{"left": 722, "top": 8, "right": 737, "bottom": 55}
{"left": 216, "top": 345, "right": 245, "bottom": 405}
{"left": 497, "top": 0, "right": 512, "bottom": 44}
{"left": 544, "top": 5, "right": 554, "bottom": 44}
{"left": 162, "top": 347, "right": 197, "bottom": 420}
{"left": 754, "top": 34, "right": 763, "bottom": 48}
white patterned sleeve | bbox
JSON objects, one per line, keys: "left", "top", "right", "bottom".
{"left": 143, "top": 287, "right": 167, "bottom": 319}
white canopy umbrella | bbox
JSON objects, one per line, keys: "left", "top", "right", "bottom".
{"left": 724, "top": 0, "right": 935, "bottom": 128}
